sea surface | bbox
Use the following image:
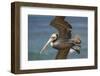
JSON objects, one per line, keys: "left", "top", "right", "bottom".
{"left": 28, "top": 15, "right": 88, "bottom": 60}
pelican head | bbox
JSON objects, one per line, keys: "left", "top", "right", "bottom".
{"left": 40, "top": 33, "right": 58, "bottom": 54}
{"left": 50, "top": 33, "right": 58, "bottom": 42}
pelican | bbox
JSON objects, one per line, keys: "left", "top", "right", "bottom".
{"left": 40, "top": 16, "right": 81, "bottom": 59}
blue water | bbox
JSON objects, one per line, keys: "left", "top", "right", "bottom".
{"left": 28, "top": 15, "right": 88, "bottom": 60}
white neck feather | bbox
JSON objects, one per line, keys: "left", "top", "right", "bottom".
{"left": 50, "top": 42, "right": 54, "bottom": 47}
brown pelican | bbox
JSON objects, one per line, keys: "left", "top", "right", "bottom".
{"left": 40, "top": 16, "right": 81, "bottom": 59}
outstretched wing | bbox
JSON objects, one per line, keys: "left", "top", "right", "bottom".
{"left": 56, "top": 48, "right": 70, "bottom": 59}
{"left": 50, "top": 16, "right": 72, "bottom": 39}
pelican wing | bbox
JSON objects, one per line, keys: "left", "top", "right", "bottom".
{"left": 50, "top": 16, "right": 72, "bottom": 39}
{"left": 56, "top": 48, "right": 70, "bottom": 59}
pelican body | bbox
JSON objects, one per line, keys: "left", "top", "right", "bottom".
{"left": 40, "top": 16, "right": 81, "bottom": 59}
{"left": 51, "top": 34, "right": 81, "bottom": 51}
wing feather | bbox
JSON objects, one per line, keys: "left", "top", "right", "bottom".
{"left": 56, "top": 48, "right": 70, "bottom": 59}
{"left": 50, "top": 16, "right": 72, "bottom": 39}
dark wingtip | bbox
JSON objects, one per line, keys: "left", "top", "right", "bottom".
{"left": 55, "top": 16, "right": 65, "bottom": 19}
{"left": 50, "top": 16, "right": 66, "bottom": 27}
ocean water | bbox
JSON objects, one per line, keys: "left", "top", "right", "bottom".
{"left": 28, "top": 15, "right": 88, "bottom": 61}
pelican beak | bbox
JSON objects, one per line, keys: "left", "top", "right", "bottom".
{"left": 40, "top": 38, "right": 53, "bottom": 54}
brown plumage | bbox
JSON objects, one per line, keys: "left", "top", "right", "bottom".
{"left": 40, "top": 16, "right": 81, "bottom": 59}
{"left": 50, "top": 16, "right": 72, "bottom": 39}
{"left": 50, "top": 16, "right": 81, "bottom": 59}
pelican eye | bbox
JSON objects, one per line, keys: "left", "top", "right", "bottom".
{"left": 51, "top": 37, "right": 56, "bottom": 39}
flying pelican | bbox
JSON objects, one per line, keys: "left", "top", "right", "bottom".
{"left": 40, "top": 16, "right": 81, "bottom": 59}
